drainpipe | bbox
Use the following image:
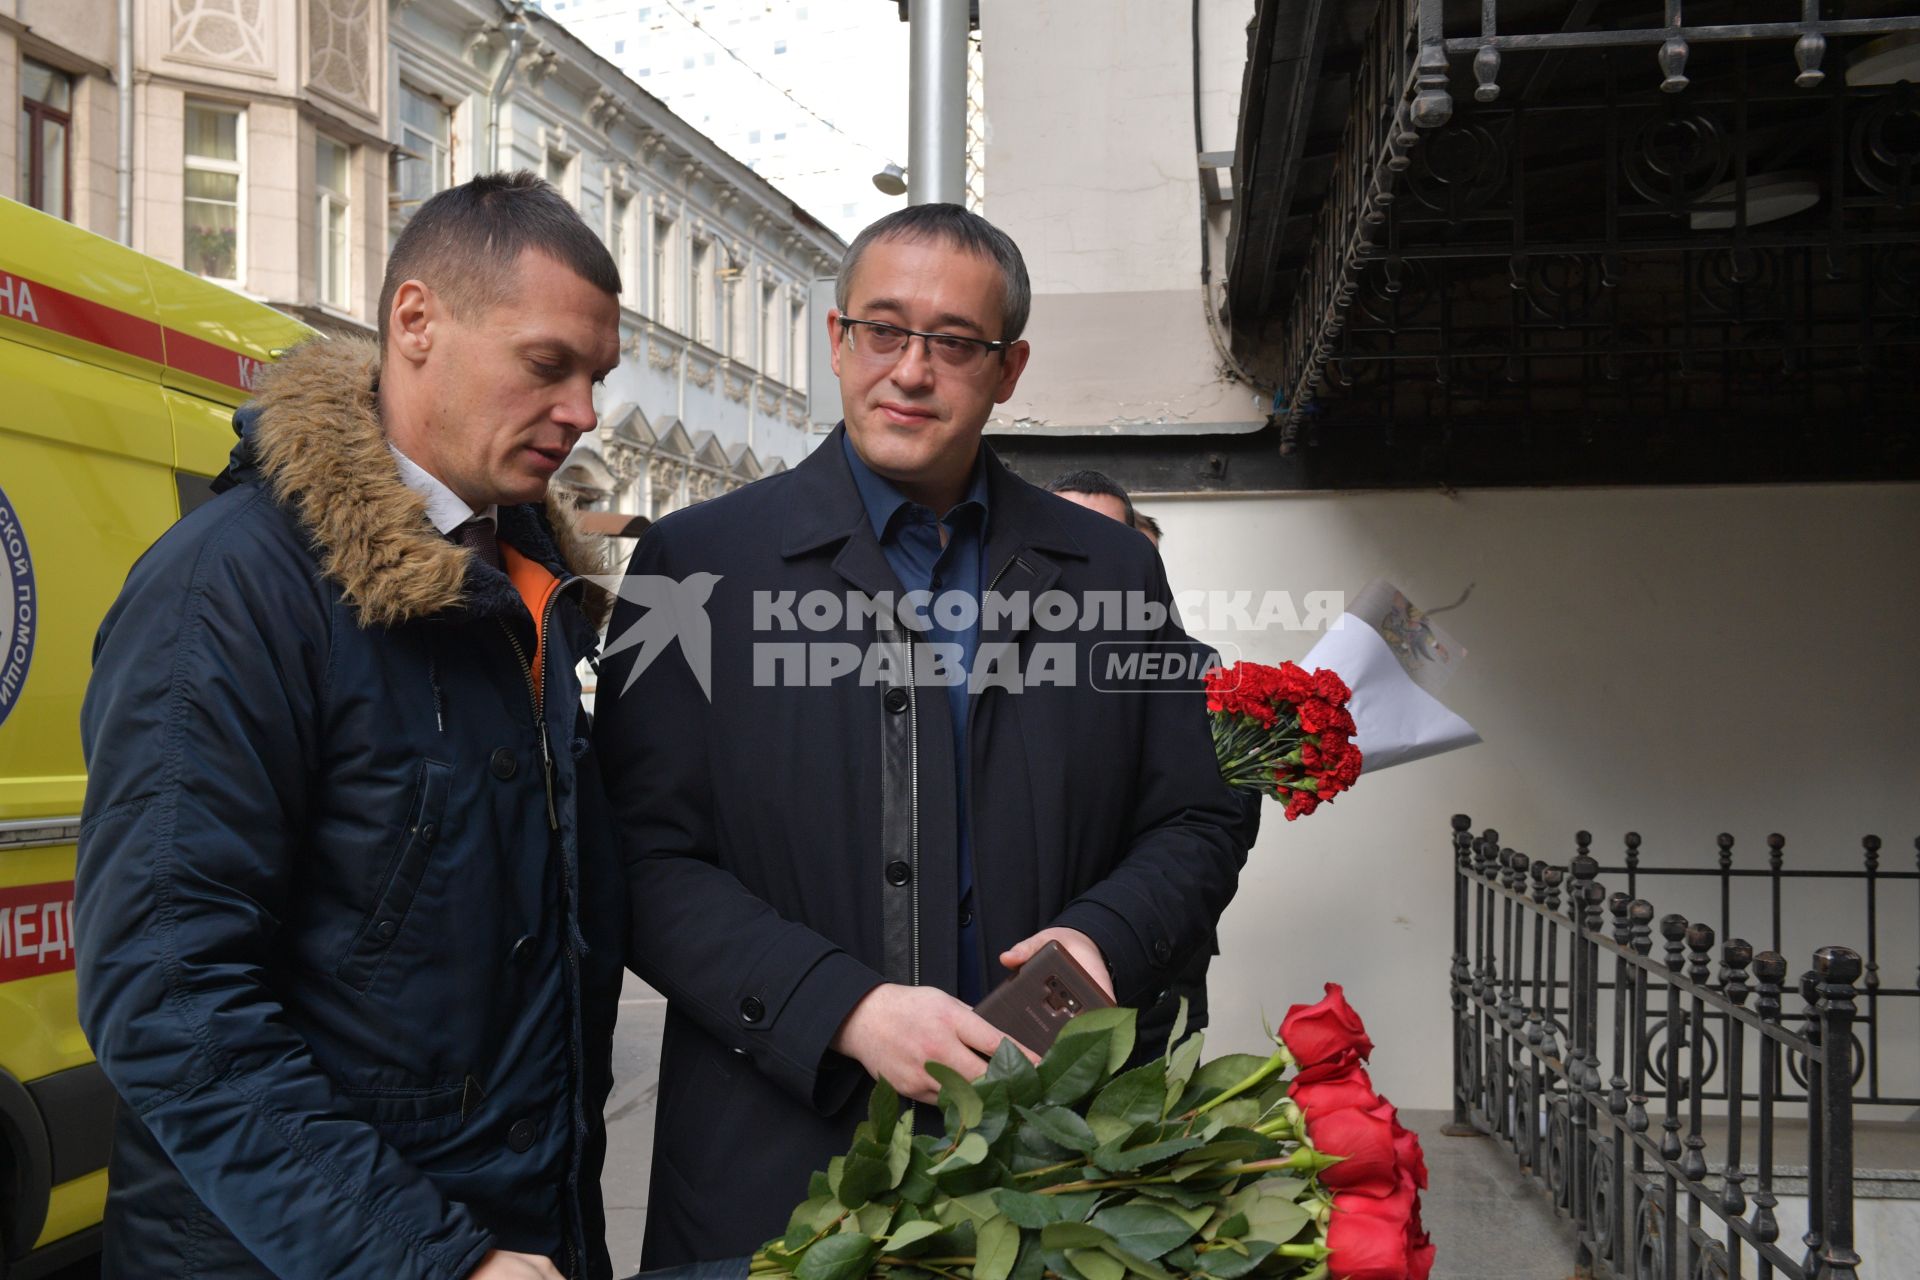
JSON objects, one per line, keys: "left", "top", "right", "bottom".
{"left": 116, "top": 0, "right": 133, "bottom": 243}
{"left": 486, "top": 2, "right": 528, "bottom": 173}
{"left": 906, "top": 0, "right": 968, "bottom": 205}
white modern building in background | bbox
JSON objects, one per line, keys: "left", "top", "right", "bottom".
{"left": 2, "top": 0, "right": 847, "bottom": 524}
{"left": 550, "top": 0, "right": 912, "bottom": 241}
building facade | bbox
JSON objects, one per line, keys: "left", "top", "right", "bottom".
{"left": 3, "top": 0, "right": 846, "bottom": 520}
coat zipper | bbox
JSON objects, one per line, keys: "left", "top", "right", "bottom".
{"left": 962, "top": 554, "right": 1020, "bottom": 974}
{"left": 499, "top": 580, "right": 588, "bottom": 1276}
{"left": 904, "top": 623, "right": 921, "bottom": 987}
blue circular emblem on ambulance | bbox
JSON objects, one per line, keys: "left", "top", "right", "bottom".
{"left": 0, "top": 485, "right": 34, "bottom": 728}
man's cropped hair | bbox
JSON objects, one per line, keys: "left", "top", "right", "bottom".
{"left": 836, "top": 203, "right": 1032, "bottom": 342}
{"left": 379, "top": 171, "right": 622, "bottom": 349}
{"left": 1132, "top": 511, "right": 1163, "bottom": 541}
{"left": 1046, "top": 469, "right": 1136, "bottom": 526}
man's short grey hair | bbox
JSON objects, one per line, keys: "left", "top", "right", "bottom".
{"left": 834, "top": 203, "right": 1033, "bottom": 343}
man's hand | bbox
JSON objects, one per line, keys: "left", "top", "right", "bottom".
{"left": 832, "top": 983, "right": 1028, "bottom": 1104}
{"left": 469, "top": 1250, "right": 565, "bottom": 1280}
{"left": 1000, "top": 927, "right": 1115, "bottom": 1000}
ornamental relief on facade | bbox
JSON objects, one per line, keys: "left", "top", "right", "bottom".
{"left": 308, "top": 0, "right": 373, "bottom": 108}
{"left": 170, "top": 0, "right": 271, "bottom": 72}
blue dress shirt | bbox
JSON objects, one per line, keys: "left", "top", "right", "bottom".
{"left": 842, "top": 431, "right": 989, "bottom": 1003}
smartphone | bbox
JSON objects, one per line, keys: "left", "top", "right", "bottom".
{"left": 974, "top": 939, "right": 1115, "bottom": 1054}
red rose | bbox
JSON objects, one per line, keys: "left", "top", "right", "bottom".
{"left": 1386, "top": 1108, "right": 1429, "bottom": 1191}
{"left": 1280, "top": 983, "right": 1375, "bottom": 1072}
{"left": 1306, "top": 1104, "right": 1399, "bottom": 1196}
{"left": 1290, "top": 1068, "right": 1383, "bottom": 1116}
{"left": 1325, "top": 1203, "right": 1412, "bottom": 1280}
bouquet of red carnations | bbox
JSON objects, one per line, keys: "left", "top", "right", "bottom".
{"left": 1204, "top": 661, "right": 1363, "bottom": 821}
{"left": 753, "top": 986, "right": 1431, "bottom": 1280}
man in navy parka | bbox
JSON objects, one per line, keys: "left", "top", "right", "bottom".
{"left": 75, "top": 173, "right": 626, "bottom": 1280}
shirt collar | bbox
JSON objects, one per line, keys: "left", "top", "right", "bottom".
{"left": 388, "top": 444, "right": 497, "bottom": 536}
{"left": 840, "top": 429, "right": 989, "bottom": 545}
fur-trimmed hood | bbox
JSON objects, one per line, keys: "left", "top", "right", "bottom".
{"left": 221, "top": 337, "right": 612, "bottom": 630}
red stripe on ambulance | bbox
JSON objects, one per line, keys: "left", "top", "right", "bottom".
{"left": 0, "top": 881, "right": 78, "bottom": 983}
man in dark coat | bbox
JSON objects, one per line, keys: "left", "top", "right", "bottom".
{"left": 76, "top": 174, "right": 626, "bottom": 1280}
{"left": 595, "top": 204, "right": 1246, "bottom": 1267}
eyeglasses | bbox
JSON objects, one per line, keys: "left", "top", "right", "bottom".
{"left": 839, "top": 316, "right": 1011, "bottom": 375}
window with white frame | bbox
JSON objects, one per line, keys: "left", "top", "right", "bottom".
{"left": 184, "top": 102, "right": 244, "bottom": 283}
{"left": 691, "top": 238, "right": 712, "bottom": 345}
{"left": 395, "top": 83, "right": 451, "bottom": 217}
{"left": 761, "top": 283, "right": 779, "bottom": 380}
{"left": 316, "top": 134, "right": 351, "bottom": 310}
{"left": 545, "top": 150, "right": 575, "bottom": 204}
{"left": 652, "top": 216, "right": 674, "bottom": 324}
{"left": 790, "top": 298, "right": 808, "bottom": 394}
{"left": 610, "top": 193, "right": 633, "bottom": 297}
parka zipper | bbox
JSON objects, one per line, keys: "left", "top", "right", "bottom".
{"left": 904, "top": 629, "right": 921, "bottom": 986}
{"left": 499, "top": 578, "right": 590, "bottom": 1277}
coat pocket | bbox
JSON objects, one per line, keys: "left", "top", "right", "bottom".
{"left": 336, "top": 758, "right": 453, "bottom": 992}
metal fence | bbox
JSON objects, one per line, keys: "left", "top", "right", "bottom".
{"left": 1446, "top": 815, "right": 1918, "bottom": 1279}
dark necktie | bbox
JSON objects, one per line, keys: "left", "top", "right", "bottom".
{"left": 454, "top": 517, "right": 500, "bottom": 572}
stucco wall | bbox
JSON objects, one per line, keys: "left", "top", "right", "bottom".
{"left": 1140, "top": 483, "right": 1920, "bottom": 1111}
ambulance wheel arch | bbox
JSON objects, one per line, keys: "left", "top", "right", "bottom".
{"left": 0, "top": 1066, "right": 54, "bottom": 1270}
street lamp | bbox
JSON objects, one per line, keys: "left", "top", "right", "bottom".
{"left": 872, "top": 163, "right": 908, "bottom": 196}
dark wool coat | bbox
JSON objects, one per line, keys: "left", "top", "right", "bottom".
{"left": 595, "top": 426, "right": 1246, "bottom": 1266}
{"left": 76, "top": 340, "right": 626, "bottom": 1280}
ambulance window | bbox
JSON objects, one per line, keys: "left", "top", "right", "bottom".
{"left": 21, "top": 59, "right": 73, "bottom": 222}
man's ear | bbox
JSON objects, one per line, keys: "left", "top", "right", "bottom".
{"left": 826, "top": 308, "right": 845, "bottom": 380}
{"left": 993, "top": 339, "right": 1031, "bottom": 404}
{"left": 387, "top": 279, "right": 436, "bottom": 369}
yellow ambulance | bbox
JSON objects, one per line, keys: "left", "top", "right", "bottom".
{"left": 0, "top": 196, "right": 309, "bottom": 1277}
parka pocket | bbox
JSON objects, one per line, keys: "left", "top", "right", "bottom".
{"left": 336, "top": 759, "right": 453, "bottom": 992}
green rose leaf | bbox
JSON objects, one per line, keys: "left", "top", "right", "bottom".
{"left": 793, "top": 1232, "right": 876, "bottom": 1280}
{"left": 1089, "top": 1202, "right": 1200, "bottom": 1260}
{"left": 883, "top": 1219, "right": 945, "bottom": 1254}
{"left": 1055, "top": 1007, "right": 1137, "bottom": 1078}
{"left": 1243, "top": 1192, "right": 1312, "bottom": 1246}
{"left": 993, "top": 1188, "right": 1066, "bottom": 1230}
{"left": 928, "top": 1062, "right": 985, "bottom": 1132}
{"left": 837, "top": 1151, "right": 892, "bottom": 1210}
{"left": 974, "top": 1215, "right": 1022, "bottom": 1280}
{"left": 886, "top": 1116, "right": 914, "bottom": 1187}
{"left": 975, "top": 1079, "right": 1014, "bottom": 1147}
{"left": 869, "top": 1078, "right": 901, "bottom": 1144}
{"left": 1210, "top": 1213, "right": 1249, "bottom": 1242}
{"left": 1174, "top": 1055, "right": 1272, "bottom": 1116}
{"left": 1042, "top": 1222, "right": 1112, "bottom": 1250}
{"left": 898, "top": 1145, "right": 937, "bottom": 1205}
{"left": 1010, "top": 1236, "right": 1047, "bottom": 1280}
{"left": 1167, "top": 997, "right": 1191, "bottom": 1058}
{"left": 1091, "top": 1135, "right": 1207, "bottom": 1172}
{"left": 1019, "top": 1104, "right": 1100, "bottom": 1153}
{"left": 983, "top": 1038, "right": 1045, "bottom": 1108}
{"left": 1065, "top": 1246, "right": 1125, "bottom": 1280}
{"left": 1087, "top": 1062, "right": 1170, "bottom": 1146}
{"left": 929, "top": 1133, "right": 991, "bottom": 1178}
{"left": 1038, "top": 1032, "right": 1111, "bottom": 1108}
{"left": 1164, "top": 1034, "right": 1204, "bottom": 1109}
{"left": 1194, "top": 1239, "right": 1276, "bottom": 1279}
{"left": 1101, "top": 1243, "right": 1177, "bottom": 1280}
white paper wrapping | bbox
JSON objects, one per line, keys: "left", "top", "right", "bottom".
{"left": 1302, "top": 612, "right": 1481, "bottom": 773}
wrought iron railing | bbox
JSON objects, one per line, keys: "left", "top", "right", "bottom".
{"left": 1447, "top": 814, "right": 1917, "bottom": 1279}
